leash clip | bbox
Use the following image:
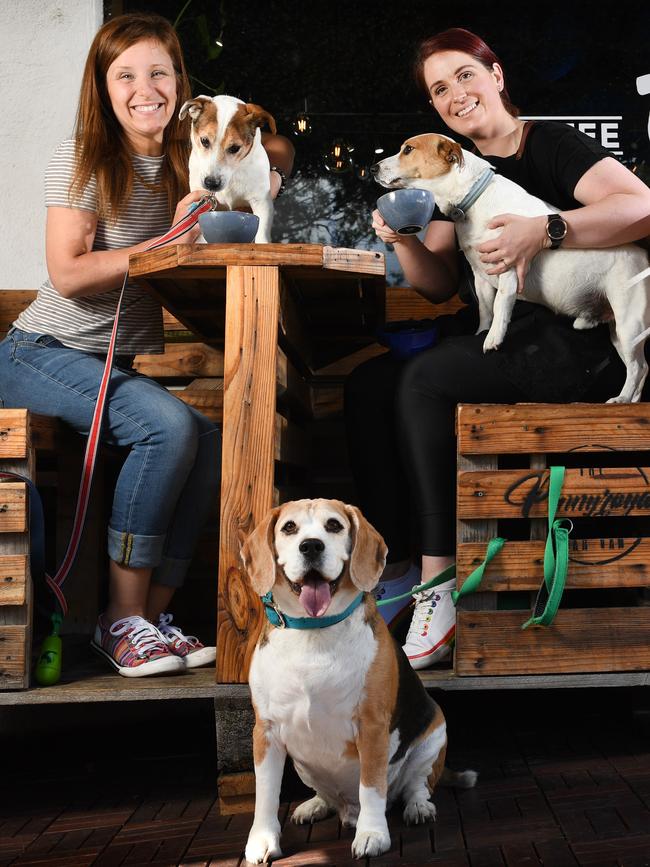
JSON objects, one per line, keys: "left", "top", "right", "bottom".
{"left": 270, "top": 597, "right": 286, "bottom": 628}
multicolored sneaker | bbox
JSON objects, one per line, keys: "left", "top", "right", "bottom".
{"left": 91, "top": 614, "right": 185, "bottom": 677}
{"left": 373, "top": 563, "right": 421, "bottom": 627}
{"left": 156, "top": 613, "right": 216, "bottom": 669}
{"left": 402, "top": 577, "right": 456, "bottom": 670}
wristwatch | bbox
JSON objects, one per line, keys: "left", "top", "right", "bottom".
{"left": 546, "top": 213, "right": 568, "bottom": 249}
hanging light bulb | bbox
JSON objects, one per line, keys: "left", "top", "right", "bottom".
{"left": 356, "top": 164, "right": 371, "bottom": 181}
{"left": 374, "top": 144, "right": 385, "bottom": 155}
{"left": 292, "top": 98, "right": 312, "bottom": 136}
{"left": 324, "top": 138, "right": 352, "bottom": 174}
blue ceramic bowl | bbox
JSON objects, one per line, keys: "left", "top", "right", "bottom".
{"left": 376, "top": 189, "right": 435, "bottom": 235}
{"left": 198, "top": 210, "right": 259, "bottom": 243}
{"left": 378, "top": 319, "right": 439, "bottom": 360}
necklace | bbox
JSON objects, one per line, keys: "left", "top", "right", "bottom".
{"left": 133, "top": 169, "right": 163, "bottom": 193}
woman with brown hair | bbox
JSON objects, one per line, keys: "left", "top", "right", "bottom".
{"left": 0, "top": 13, "right": 294, "bottom": 677}
{"left": 346, "top": 27, "right": 650, "bottom": 669}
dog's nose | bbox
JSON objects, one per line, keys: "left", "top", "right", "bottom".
{"left": 299, "top": 538, "right": 325, "bottom": 559}
{"left": 203, "top": 175, "right": 223, "bottom": 192}
{"left": 369, "top": 163, "right": 380, "bottom": 175}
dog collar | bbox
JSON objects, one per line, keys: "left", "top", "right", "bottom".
{"left": 261, "top": 591, "right": 365, "bottom": 629}
{"left": 449, "top": 167, "right": 495, "bottom": 222}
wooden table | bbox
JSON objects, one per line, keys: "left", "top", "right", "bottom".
{"left": 129, "top": 244, "right": 385, "bottom": 684}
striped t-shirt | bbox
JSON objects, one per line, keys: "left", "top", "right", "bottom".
{"left": 15, "top": 139, "right": 173, "bottom": 354}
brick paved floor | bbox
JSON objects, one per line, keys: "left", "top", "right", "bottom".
{"left": 0, "top": 688, "right": 649, "bottom": 866}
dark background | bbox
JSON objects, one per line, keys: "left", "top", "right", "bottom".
{"left": 111, "top": 0, "right": 650, "bottom": 278}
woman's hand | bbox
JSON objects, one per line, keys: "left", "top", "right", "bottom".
{"left": 372, "top": 209, "right": 403, "bottom": 245}
{"left": 168, "top": 190, "right": 212, "bottom": 244}
{"left": 477, "top": 213, "right": 548, "bottom": 293}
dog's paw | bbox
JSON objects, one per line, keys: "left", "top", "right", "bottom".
{"left": 482, "top": 331, "right": 502, "bottom": 353}
{"left": 340, "top": 804, "right": 359, "bottom": 829}
{"left": 351, "top": 828, "right": 391, "bottom": 859}
{"left": 244, "top": 826, "right": 282, "bottom": 864}
{"left": 292, "top": 795, "right": 333, "bottom": 824}
{"left": 403, "top": 799, "right": 436, "bottom": 825}
{"left": 606, "top": 395, "right": 629, "bottom": 404}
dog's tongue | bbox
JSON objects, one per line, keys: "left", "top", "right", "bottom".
{"left": 299, "top": 576, "right": 332, "bottom": 617}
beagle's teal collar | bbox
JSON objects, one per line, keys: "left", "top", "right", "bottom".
{"left": 261, "top": 591, "right": 365, "bottom": 629}
{"left": 449, "top": 167, "right": 495, "bottom": 221}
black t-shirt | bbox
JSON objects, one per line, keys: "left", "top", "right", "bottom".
{"left": 480, "top": 120, "right": 610, "bottom": 212}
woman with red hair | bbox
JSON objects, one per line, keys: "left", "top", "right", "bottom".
{"left": 346, "top": 28, "right": 650, "bottom": 669}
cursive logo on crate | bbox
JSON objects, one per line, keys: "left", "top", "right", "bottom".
{"left": 504, "top": 455, "right": 649, "bottom": 567}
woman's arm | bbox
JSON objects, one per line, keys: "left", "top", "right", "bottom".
{"left": 372, "top": 211, "right": 459, "bottom": 303}
{"left": 261, "top": 132, "right": 295, "bottom": 198}
{"left": 46, "top": 190, "right": 207, "bottom": 299}
{"left": 479, "top": 157, "right": 650, "bottom": 291}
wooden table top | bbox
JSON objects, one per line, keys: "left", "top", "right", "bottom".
{"left": 130, "top": 244, "right": 386, "bottom": 370}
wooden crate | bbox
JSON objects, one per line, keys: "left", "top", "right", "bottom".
{"left": 455, "top": 404, "right": 650, "bottom": 677}
{"left": 0, "top": 409, "right": 35, "bottom": 690}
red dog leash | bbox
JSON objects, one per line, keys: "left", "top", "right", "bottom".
{"left": 28, "top": 197, "right": 215, "bottom": 615}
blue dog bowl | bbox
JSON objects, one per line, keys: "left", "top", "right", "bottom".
{"left": 378, "top": 319, "right": 439, "bottom": 360}
{"left": 198, "top": 210, "right": 259, "bottom": 243}
{"left": 376, "top": 189, "right": 435, "bottom": 235}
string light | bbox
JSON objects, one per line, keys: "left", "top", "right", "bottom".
{"left": 292, "top": 98, "right": 312, "bottom": 136}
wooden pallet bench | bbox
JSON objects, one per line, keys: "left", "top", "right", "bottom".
{"left": 455, "top": 403, "right": 650, "bottom": 678}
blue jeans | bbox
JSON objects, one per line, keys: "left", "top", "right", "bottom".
{"left": 0, "top": 328, "right": 221, "bottom": 588}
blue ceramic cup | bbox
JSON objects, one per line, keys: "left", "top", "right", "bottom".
{"left": 198, "top": 210, "right": 259, "bottom": 243}
{"left": 376, "top": 189, "right": 435, "bottom": 235}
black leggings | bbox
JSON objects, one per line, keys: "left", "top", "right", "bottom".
{"left": 344, "top": 313, "right": 627, "bottom": 561}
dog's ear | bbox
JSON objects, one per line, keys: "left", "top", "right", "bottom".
{"left": 343, "top": 504, "right": 388, "bottom": 591}
{"left": 179, "top": 96, "right": 211, "bottom": 123}
{"left": 244, "top": 103, "right": 277, "bottom": 135}
{"left": 240, "top": 507, "right": 282, "bottom": 595}
{"left": 437, "top": 138, "right": 464, "bottom": 168}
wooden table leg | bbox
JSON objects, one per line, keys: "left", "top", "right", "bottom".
{"left": 217, "top": 265, "right": 280, "bottom": 683}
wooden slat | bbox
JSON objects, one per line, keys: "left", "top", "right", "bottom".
{"left": 0, "top": 290, "right": 37, "bottom": 336}
{"left": 175, "top": 380, "right": 224, "bottom": 423}
{"left": 385, "top": 286, "right": 464, "bottom": 322}
{"left": 133, "top": 343, "right": 224, "bottom": 379}
{"left": 0, "top": 625, "right": 27, "bottom": 684}
{"left": 0, "top": 482, "right": 27, "bottom": 533}
{"left": 217, "top": 265, "right": 279, "bottom": 683}
{"left": 322, "top": 245, "right": 384, "bottom": 275}
{"left": 0, "top": 409, "right": 28, "bottom": 459}
{"left": 455, "top": 608, "right": 650, "bottom": 675}
{"left": 457, "top": 539, "right": 650, "bottom": 589}
{"left": 130, "top": 243, "right": 329, "bottom": 278}
{"left": 218, "top": 771, "right": 256, "bottom": 797}
{"left": 275, "top": 415, "right": 309, "bottom": 466}
{"left": 457, "top": 466, "right": 650, "bottom": 519}
{"left": 30, "top": 413, "right": 66, "bottom": 452}
{"left": 457, "top": 403, "right": 650, "bottom": 454}
{"left": 0, "top": 555, "right": 27, "bottom": 606}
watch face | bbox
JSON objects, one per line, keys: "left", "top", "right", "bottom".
{"left": 548, "top": 217, "right": 567, "bottom": 240}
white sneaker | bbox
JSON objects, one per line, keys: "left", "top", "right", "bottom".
{"left": 373, "top": 562, "right": 421, "bottom": 627}
{"left": 402, "top": 578, "right": 456, "bottom": 670}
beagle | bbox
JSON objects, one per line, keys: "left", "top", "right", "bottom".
{"left": 179, "top": 94, "right": 276, "bottom": 243}
{"left": 241, "top": 499, "right": 476, "bottom": 864}
{"left": 373, "top": 133, "right": 650, "bottom": 403}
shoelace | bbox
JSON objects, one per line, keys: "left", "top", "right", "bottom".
{"left": 157, "top": 613, "right": 200, "bottom": 647}
{"left": 109, "top": 616, "right": 167, "bottom": 657}
{"left": 407, "top": 590, "right": 440, "bottom": 637}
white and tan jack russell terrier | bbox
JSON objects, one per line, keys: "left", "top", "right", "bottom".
{"left": 179, "top": 94, "right": 276, "bottom": 243}
{"left": 241, "top": 499, "right": 476, "bottom": 864}
{"left": 373, "top": 133, "right": 650, "bottom": 403}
